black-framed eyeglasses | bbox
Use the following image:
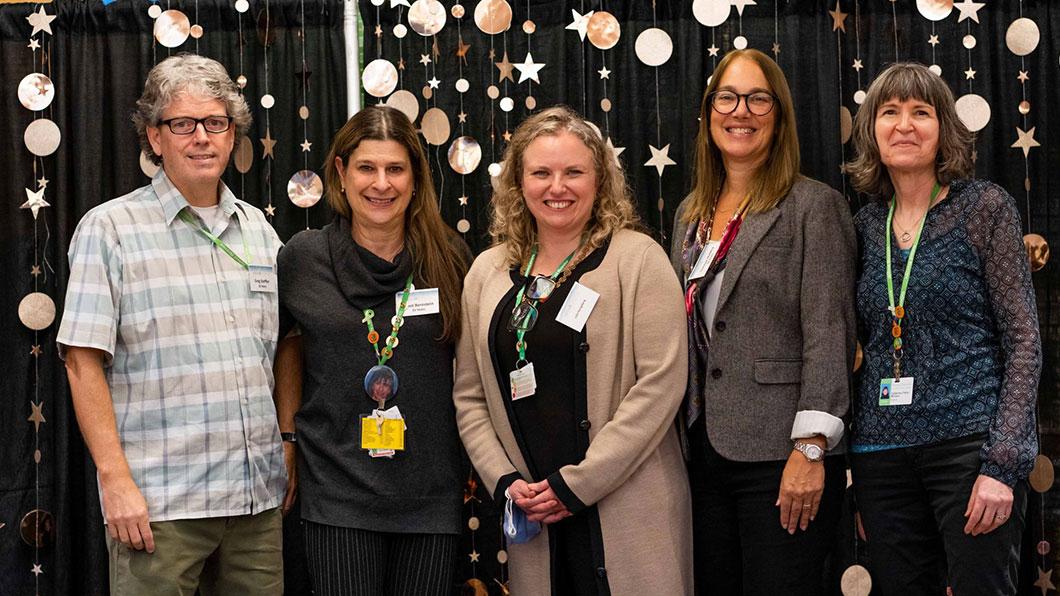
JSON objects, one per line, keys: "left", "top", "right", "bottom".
{"left": 159, "top": 116, "right": 233, "bottom": 135}
{"left": 506, "top": 275, "right": 560, "bottom": 332}
{"left": 709, "top": 91, "right": 776, "bottom": 116}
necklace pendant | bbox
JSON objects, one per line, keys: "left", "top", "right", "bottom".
{"left": 900, "top": 231, "right": 911, "bottom": 242}
{"left": 365, "top": 364, "right": 399, "bottom": 405}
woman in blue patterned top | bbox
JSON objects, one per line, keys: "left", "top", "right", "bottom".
{"left": 844, "top": 62, "right": 1041, "bottom": 596}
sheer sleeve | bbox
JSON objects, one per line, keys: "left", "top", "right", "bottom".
{"left": 965, "top": 181, "right": 1042, "bottom": 487}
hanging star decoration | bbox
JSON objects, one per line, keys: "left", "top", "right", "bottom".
{"left": 457, "top": 196, "right": 469, "bottom": 206}
{"left": 731, "top": 0, "right": 757, "bottom": 16}
{"left": 456, "top": 37, "right": 471, "bottom": 64}
{"left": 260, "top": 129, "right": 277, "bottom": 159}
{"left": 494, "top": 579, "right": 511, "bottom": 596}
{"left": 22, "top": 187, "right": 50, "bottom": 219}
{"left": 264, "top": 204, "right": 276, "bottom": 217}
{"left": 964, "top": 67, "right": 976, "bottom": 80}
{"left": 598, "top": 66, "right": 611, "bottom": 80}
{"left": 928, "top": 34, "right": 940, "bottom": 47}
{"left": 607, "top": 137, "right": 625, "bottom": 165}
{"left": 828, "top": 1, "right": 848, "bottom": 33}
{"left": 566, "top": 9, "right": 594, "bottom": 41}
{"left": 419, "top": 53, "right": 431, "bottom": 66}
{"left": 26, "top": 6, "right": 56, "bottom": 37}
{"left": 1012, "top": 127, "right": 1040, "bottom": 158}
{"left": 457, "top": 111, "right": 468, "bottom": 123}
{"left": 463, "top": 475, "right": 479, "bottom": 503}
{"left": 954, "top": 0, "right": 985, "bottom": 23}
{"left": 645, "top": 144, "right": 676, "bottom": 176}
{"left": 1018, "top": 70, "right": 1030, "bottom": 83}
{"left": 427, "top": 77, "right": 440, "bottom": 89}
{"left": 707, "top": 44, "right": 720, "bottom": 57}
{"left": 30, "top": 265, "right": 42, "bottom": 277}
{"left": 300, "top": 139, "right": 312, "bottom": 152}
{"left": 37, "top": 176, "right": 48, "bottom": 189}
{"left": 432, "top": 38, "right": 441, "bottom": 59}
{"left": 1035, "top": 567, "right": 1055, "bottom": 596}
{"left": 374, "top": 24, "right": 382, "bottom": 38}
{"left": 30, "top": 345, "right": 42, "bottom": 357}
{"left": 398, "top": 58, "right": 406, "bottom": 71}
{"left": 28, "top": 401, "right": 46, "bottom": 432}
{"left": 503, "top": 130, "right": 512, "bottom": 142}
{"left": 31, "top": 564, "right": 43, "bottom": 577}
{"left": 495, "top": 51, "right": 515, "bottom": 83}
{"left": 389, "top": 0, "right": 411, "bottom": 7}
{"left": 468, "top": 550, "right": 481, "bottom": 563}
{"left": 514, "top": 52, "right": 545, "bottom": 84}
{"left": 28, "top": 38, "right": 40, "bottom": 51}
{"left": 772, "top": 42, "right": 780, "bottom": 57}
{"left": 853, "top": 58, "right": 864, "bottom": 71}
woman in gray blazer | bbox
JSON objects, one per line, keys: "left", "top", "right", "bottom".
{"left": 670, "top": 48, "right": 856, "bottom": 595}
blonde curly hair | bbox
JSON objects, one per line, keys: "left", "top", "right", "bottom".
{"left": 489, "top": 106, "right": 640, "bottom": 270}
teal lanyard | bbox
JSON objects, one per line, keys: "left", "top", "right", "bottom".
{"left": 884, "top": 182, "right": 941, "bottom": 377}
{"left": 361, "top": 274, "right": 415, "bottom": 366}
{"left": 514, "top": 245, "right": 577, "bottom": 364}
{"left": 178, "top": 209, "right": 250, "bottom": 269}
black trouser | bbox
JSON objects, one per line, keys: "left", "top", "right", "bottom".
{"left": 688, "top": 422, "right": 845, "bottom": 596}
{"left": 850, "top": 433, "right": 1027, "bottom": 596}
{"left": 302, "top": 520, "right": 456, "bottom": 596}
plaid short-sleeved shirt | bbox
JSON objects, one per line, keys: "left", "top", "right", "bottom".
{"left": 57, "top": 170, "right": 285, "bottom": 522}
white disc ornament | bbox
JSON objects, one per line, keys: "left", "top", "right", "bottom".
{"left": 235, "top": 0, "right": 249, "bottom": 12}
{"left": 409, "top": 0, "right": 447, "bottom": 36}
{"left": 362, "top": 59, "right": 399, "bottom": 98}
{"left": 915, "top": 0, "right": 952, "bottom": 22}
{"left": 288, "top": 170, "right": 324, "bottom": 208}
{"left": 455, "top": 78, "right": 470, "bottom": 93}
{"left": 148, "top": 4, "right": 162, "bottom": 18}
{"left": 19, "top": 293, "right": 56, "bottom": 330}
{"left": 733, "top": 35, "right": 748, "bottom": 50}
{"left": 1006, "top": 18, "right": 1040, "bottom": 56}
{"left": 955, "top": 94, "right": 991, "bottom": 132}
{"left": 24, "top": 119, "right": 61, "bottom": 156}
{"left": 692, "top": 0, "right": 730, "bottom": 27}
{"left": 420, "top": 108, "right": 451, "bottom": 146}
{"left": 386, "top": 90, "right": 420, "bottom": 122}
{"left": 260, "top": 94, "right": 275, "bottom": 109}
{"left": 154, "top": 9, "right": 191, "bottom": 48}
{"left": 635, "top": 28, "right": 673, "bottom": 67}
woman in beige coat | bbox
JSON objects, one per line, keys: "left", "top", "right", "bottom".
{"left": 453, "top": 106, "right": 692, "bottom": 595}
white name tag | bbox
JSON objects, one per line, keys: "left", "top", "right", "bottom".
{"left": 687, "top": 241, "right": 720, "bottom": 282}
{"left": 397, "top": 287, "right": 440, "bottom": 316}
{"left": 879, "top": 376, "right": 914, "bottom": 406}
{"left": 555, "top": 282, "right": 600, "bottom": 332}
{"left": 510, "top": 363, "right": 537, "bottom": 400}
{"left": 248, "top": 264, "right": 277, "bottom": 293}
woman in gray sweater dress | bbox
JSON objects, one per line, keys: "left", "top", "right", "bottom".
{"left": 274, "top": 105, "right": 471, "bottom": 596}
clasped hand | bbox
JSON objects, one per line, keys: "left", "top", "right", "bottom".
{"left": 509, "top": 478, "right": 572, "bottom": 525}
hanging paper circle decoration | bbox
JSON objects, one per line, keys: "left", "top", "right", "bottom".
{"left": 154, "top": 9, "right": 191, "bottom": 48}
{"left": 420, "top": 108, "right": 451, "bottom": 146}
{"left": 839, "top": 107, "right": 853, "bottom": 144}
{"left": 287, "top": 170, "right": 323, "bottom": 208}
{"left": 24, "top": 118, "right": 61, "bottom": 157}
{"left": 587, "top": 12, "right": 620, "bottom": 50}
{"left": 234, "top": 136, "right": 254, "bottom": 174}
{"left": 362, "top": 59, "right": 399, "bottom": 98}
{"left": 448, "top": 136, "right": 482, "bottom": 174}
{"left": 19, "top": 292, "right": 56, "bottom": 330}
{"left": 1023, "top": 234, "right": 1049, "bottom": 272}
{"left": 1005, "top": 17, "right": 1040, "bottom": 56}
{"left": 840, "top": 564, "right": 872, "bottom": 596}
{"left": 692, "top": 0, "right": 730, "bottom": 28}
{"left": 18, "top": 73, "right": 55, "bottom": 111}
{"left": 635, "top": 28, "right": 673, "bottom": 67}
{"left": 19, "top": 509, "right": 55, "bottom": 548}
{"left": 386, "top": 90, "right": 420, "bottom": 122}
{"left": 915, "top": 0, "right": 952, "bottom": 22}
{"left": 409, "top": 0, "right": 447, "bottom": 36}
{"left": 1028, "top": 454, "right": 1055, "bottom": 492}
{"left": 954, "top": 94, "right": 991, "bottom": 133}
{"left": 473, "top": 0, "right": 511, "bottom": 35}
{"left": 140, "top": 151, "right": 161, "bottom": 178}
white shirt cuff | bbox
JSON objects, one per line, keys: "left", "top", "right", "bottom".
{"left": 790, "top": 410, "right": 845, "bottom": 450}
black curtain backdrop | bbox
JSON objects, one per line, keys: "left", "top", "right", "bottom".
{"left": 2, "top": 0, "right": 1058, "bottom": 594}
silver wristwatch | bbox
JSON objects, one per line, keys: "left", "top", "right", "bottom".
{"left": 793, "top": 440, "right": 824, "bottom": 462}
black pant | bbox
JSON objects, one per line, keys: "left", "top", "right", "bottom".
{"left": 850, "top": 433, "right": 1027, "bottom": 596}
{"left": 688, "top": 423, "right": 844, "bottom": 596}
{"left": 302, "top": 520, "right": 456, "bottom": 596}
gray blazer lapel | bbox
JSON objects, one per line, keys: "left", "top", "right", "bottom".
{"left": 715, "top": 209, "right": 782, "bottom": 314}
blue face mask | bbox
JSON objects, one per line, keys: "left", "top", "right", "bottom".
{"left": 504, "top": 491, "right": 542, "bottom": 545}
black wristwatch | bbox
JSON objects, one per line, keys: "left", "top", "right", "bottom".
{"left": 281, "top": 432, "right": 297, "bottom": 443}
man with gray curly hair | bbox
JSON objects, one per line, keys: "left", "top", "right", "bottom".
{"left": 58, "top": 54, "right": 285, "bottom": 594}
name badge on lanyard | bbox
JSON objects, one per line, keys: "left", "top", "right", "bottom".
{"left": 510, "top": 363, "right": 537, "bottom": 400}
{"left": 879, "top": 376, "right": 914, "bottom": 406}
{"left": 687, "top": 241, "right": 720, "bottom": 282}
{"left": 249, "top": 264, "right": 277, "bottom": 293}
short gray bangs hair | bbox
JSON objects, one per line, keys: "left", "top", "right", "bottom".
{"left": 133, "top": 54, "right": 252, "bottom": 166}
{"left": 844, "top": 62, "right": 974, "bottom": 198}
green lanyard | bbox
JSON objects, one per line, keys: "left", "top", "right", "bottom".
{"left": 178, "top": 209, "right": 250, "bottom": 269}
{"left": 514, "top": 245, "right": 577, "bottom": 364}
{"left": 884, "top": 182, "right": 941, "bottom": 377}
{"left": 361, "top": 274, "right": 414, "bottom": 366}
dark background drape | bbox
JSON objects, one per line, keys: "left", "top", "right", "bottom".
{"left": 1, "top": 0, "right": 1057, "bottom": 594}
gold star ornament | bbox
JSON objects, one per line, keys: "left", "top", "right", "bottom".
{"left": 260, "top": 129, "right": 277, "bottom": 159}
{"left": 28, "top": 401, "right": 46, "bottom": 432}
{"left": 828, "top": 1, "right": 848, "bottom": 33}
{"left": 1012, "top": 127, "right": 1040, "bottom": 158}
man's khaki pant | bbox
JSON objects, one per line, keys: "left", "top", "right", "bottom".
{"left": 107, "top": 507, "right": 283, "bottom": 596}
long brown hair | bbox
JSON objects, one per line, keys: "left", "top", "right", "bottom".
{"left": 489, "top": 105, "right": 640, "bottom": 269}
{"left": 683, "top": 49, "right": 801, "bottom": 222}
{"left": 323, "top": 105, "right": 468, "bottom": 342}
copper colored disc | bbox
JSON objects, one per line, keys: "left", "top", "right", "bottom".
{"left": 362, "top": 59, "right": 399, "bottom": 98}
{"left": 1019, "top": 101, "right": 1031, "bottom": 115}
{"left": 486, "top": 85, "right": 500, "bottom": 99}
{"left": 456, "top": 218, "right": 471, "bottom": 233}
{"left": 19, "top": 509, "right": 55, "bottom": 548}
{"left": 386, "top": 89, "right": 420, "bottom": 122}
{"left": 448, "top": 136, "right": 482, "bottom": 174}
{"left": 190, "top": 24, "right": 203, "bottom": 38}
{"left": 299, "top": 105, "right": 310, "bottom": 120}
{"left": 915, "top": 0, "right": 952, "bottom": 21}
{"left": 600, "top": 98, "right": 612, "bottom": 112}
{"left": 234, "top": 136, "right": 254, "bottom": 173}
{"left": 1028, "top": 454, "right": 1054, "bottom": 493}
{"left": 18, "top": 73, "right": 55, "bottom": 111}
{"left": 840, "top": 564, "right": 872, "bottom": 596}
{"left": 587, "top": 11, "right": 620, "bottom": 50}
{"left": 422, "top": 85, "right": 433, "bottom": 99}
{"left": 840, "top": 106, "right": 853, "bottom": 144}
{"left": 1037, "top": 541, "right": 1051, "bottom": 556}
{"left": 1023, "top": 233, "right": 1049, "bottom": 272}
{"left": 462, "top": 578, "right": 489, "bottom": 596}
{"left": 853, "top": 341, "right": 863, "bottom": 372}
{"left": 522, "top": 20, "right": 535, "bottom": 34}
{"left": 408, "top": 0, "right": 447, "bottom": 36}
{"left": 451, "top": 3, "right": 465, "bottom": 18}
{"left": 474, "top": 0, "right": 511, "bottom": 35}
{"left": 19, "top": 292, "right": 55, "bottom": 330}
{"left": 287, "top": 170, "right": 323, "bottom": 208}
{"left": 420, "top": 108, "right": 450, "bottom": 146}
{"left": 525, "top": 96, "right": 536, "bottom": 110}
{"left": 24, "top": 119, "right": 61, "bottom": 157}
{"left": 496, "top": 549, "right": 508, "bottom": 563}
{"left": 154, "top": 9, "right": 191, "bottom": 48}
